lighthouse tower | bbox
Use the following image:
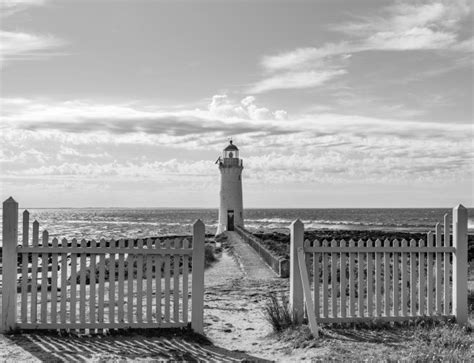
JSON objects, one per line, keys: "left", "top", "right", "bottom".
{"left": 216, "top": 140, "right": 244, "bottom": 235}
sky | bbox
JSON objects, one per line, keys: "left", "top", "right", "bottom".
{"left": 0, "top": 0, "right": 472, "bottom": 208}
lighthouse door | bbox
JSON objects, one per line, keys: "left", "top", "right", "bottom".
{"left": 227, "top": 210, "right": 235, "bottom": 231}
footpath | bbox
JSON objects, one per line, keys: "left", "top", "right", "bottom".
{"left": 225, "top": 231, "right": 278, "bottom": 280}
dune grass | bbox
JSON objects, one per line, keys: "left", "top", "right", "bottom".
{"left": 263, "top": 291, "right": 473, "bottom": 361}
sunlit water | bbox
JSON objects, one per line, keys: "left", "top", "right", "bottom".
{"left": 0, "top": 208, "right": 472, "bottom": 245}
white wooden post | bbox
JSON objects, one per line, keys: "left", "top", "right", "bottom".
{"left": 191, "top": 219, "right": 205, "bottom": 334}
{"left": 290, "top": 219, "right": 304, "bottom": 323}
{"left": 2, "top": 197, "right": 19, "bottom": 333}
{"left": 297, "top": 247, "right": 318, "bottom": 337}
{"left": 452, "top": 204, "right": 468, "bottom": 324}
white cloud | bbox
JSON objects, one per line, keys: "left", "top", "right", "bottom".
{"left": 0, "top": 31, "right": 64, "bottom": 62}
{"left": 251, "top": 1, "right": 472, "bottom": 93}
{"left": 261, "top": 42, "right": 351, "bottom": 72}
{"left": 0, "top": 0, "right": 65, "bottom": 64}
{"left": 0, "top": 0, "right": 46, "bottom": 16}
{"left": 249, "top": 70, "right": 347, "bottom": 94}
{"left": 1, "top": 95, "right": 472, "bottom": 189}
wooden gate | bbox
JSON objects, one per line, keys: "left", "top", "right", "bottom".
{"left": 1, "top": 197, "right": 205, "bottom": 334}
{"left": 289, "top": 205, "right": 468, "bottom": 336}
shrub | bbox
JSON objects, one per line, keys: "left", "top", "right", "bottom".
{"left": 204, "top": 245, "right": 217, "bottom": 268}
{"left": 263, "top": 292, "right": 299, "bottom": 332}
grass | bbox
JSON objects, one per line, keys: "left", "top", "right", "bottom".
{"left": 274, "top": 318, "right": 473, "bottom": 361}
{"left": 263, "top": 293, "right": 299, "bottom": 333}
{"left": 262, "top": 289, "right": 474, "bottom": 360}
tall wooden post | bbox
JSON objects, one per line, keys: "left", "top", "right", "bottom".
{"left": 452, "top": 204, "right": 467, "bottom": 324}
{"left": 2, "top": 197, "right": 19, "bottom": 332}
{"left": 191, "top": 219, "right": 205, "bottom": 334}
{"left": 290, "top": 219, "right": 304, "bottom": 323}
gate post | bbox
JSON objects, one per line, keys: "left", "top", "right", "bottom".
{"left": 191, "top": 219, "right": 205, "bottom": 334}
{"left": 2, "top": 197, "right": 19, "bottom": 333}
{"left": 452, "top": 204, "right": 467, "bottom": 324}
{"left": 290, "top": 219, "right": 304, "bottom": 323}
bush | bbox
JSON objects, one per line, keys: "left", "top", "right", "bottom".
{"left": 263, "top": 292, "right": 299, "bottom": 332}
{"left": 204, "top": 245, "right": 217, "bottom": 268}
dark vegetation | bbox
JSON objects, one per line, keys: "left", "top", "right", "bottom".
{"left": 253, "top": 230, "right": 474, "bottom": 261}
{"left": 263, "top": 293, "right": 299, "bottom": 332}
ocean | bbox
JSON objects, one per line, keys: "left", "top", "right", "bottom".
{"left": 0, "top": 207, "right": 473, "bottom": 245}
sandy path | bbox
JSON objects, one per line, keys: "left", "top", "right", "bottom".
{"left": 204, "top": 232, "right": 290, "bottom": 360}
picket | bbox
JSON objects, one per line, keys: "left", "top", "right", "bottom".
{"left": 40, "top": 231, "right": 48, "bottom": 324}
{"left": 383, "top": 239, "right": 391, "bottom": 317}
{"left": 339, "top": 240, "right": 347, "bottom": 318}
{"left": 435, "top": 223, "right": 442, "bottom": 314}
{"left": 50, "top": 237, "right": 59, "bottom": 324}
{"left": 375, "top": 239, "right": 382, "bottom": 317}
{"left": 366, "top": 239, "right": 373, "bottom": 317}
{"left": 313, "top": 240, "right": 320, "bottom": 319}
{"left": 146, "top": 238, "right": 153, "bottom": 323}
{"left": 331, "top": 239, "right": 338, "bottom": 318}
{"left": 410, "top": 239, "right": 417, "bottom": 316}
{"left": 443, "top": 214, "right": 450, "bottom": 315}
{"left": 117, "top": 239, "right": 125, "bottom": 323}
{"left": 21, "top": 210, "right": 29, "bottom": 324}
{"left": 322, "top": 240, "right": 329, "bottom": 318}
{"left": 60, "top": 238, "right": 68, "bottom": 325}
{"left": 109, "top": 239, "right": 116, "bottom": 324}
{"left": 164, "top": 239, "right": 171, "bottom": 322}
{"left": 349, "top": 239, "right": 356, "bottom": 318}
{"left": 182, "top": 239, "right": 189, "bottom": 323}
{"left": 418, "top": 239, "right": 426, "bottom": 315}
{"left": 392, "top": 239, "right": 399, "bottom": 317}
{"left": 127, "top": 239, "right": 134, "bottom": 324}
{"left": 357, "top": 239, "right": 364, "bottom": 318}
{"left": 173, "top": 238, "right": 180, "bottom": 323}
{"left": 89, "top": 240, "right": 97, "bottom": 324}
{"left": 31, "top": 220, "right": 39, "bottom": 324}
{"left": 427, "top": 232, "right": 434, "bottom": 315}
{"left": 80, "top": 239, "right": 87, "bottom": 326}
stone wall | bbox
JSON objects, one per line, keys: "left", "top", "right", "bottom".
{"left": 235, "top": 226, "right": 289, "bottom": 278}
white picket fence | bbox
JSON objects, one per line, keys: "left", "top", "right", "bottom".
{"left": 1, "top": 197, "right": 205, "bottom": 334}
{"left": 290, "top": 205, "right": 469, "bottom": 335}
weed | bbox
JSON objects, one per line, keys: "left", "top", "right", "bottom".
{"left": 263, "top": 292, "right": 299, "bottom": 332}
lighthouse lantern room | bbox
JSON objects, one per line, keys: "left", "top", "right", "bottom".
{"left": 216, "top": 140, "right": 244, "bottom": 235}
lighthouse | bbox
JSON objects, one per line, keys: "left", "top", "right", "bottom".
{"left": 216, "top": 140, "right": 244, "bottom": 235}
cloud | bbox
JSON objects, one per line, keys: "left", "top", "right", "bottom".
{"left": 1, "top": 95, "right": 472, "bottom": 188}
{"left": 0, "top": 0, "right": 46, "bottom": 16}
{"left": 261, "top": 43, "right": 352, "bottom": 72}
{"left": 249, "top": 70, "right": 347, "bottom": 94}
{"left": 0, "top": 0, "right": 65, "bottom": 64}
{"left": 251, "top": 1, "right": 472, "bottom": 93}
{"left": 0, "top": 31, "right": 64, "bottom": 62}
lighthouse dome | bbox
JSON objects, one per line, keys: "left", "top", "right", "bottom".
{"left": 223, "top": 140, "right": 240, "bottom": 159}
{"left": 224, "top": 140, "right": 239, "bottom": 151}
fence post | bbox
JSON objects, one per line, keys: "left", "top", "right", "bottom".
{"left": 191, "top": 219, "right": 205, "bottom": 334}
{"left": 290, "top": 219, "right": 304, "bottom": 323}
{"left": 1, "top": 197, "right": 19, "bottom": 333}
{"left": 452, "top": 204, "right": 468, "bottom": 324}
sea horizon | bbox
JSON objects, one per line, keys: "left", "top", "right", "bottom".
{"left": 1, "top": 207, "right": 473, "bottom": 246}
